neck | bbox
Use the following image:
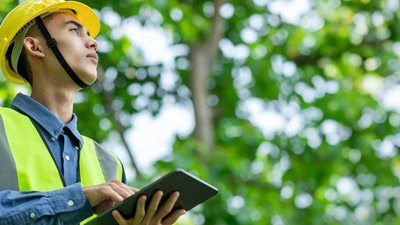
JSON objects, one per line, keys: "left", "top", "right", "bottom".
{"left": 29, "top": 56, "right": 82, "bottom": 124}
{"left": 30, "top": 83, "right": 78, "bottom": 124}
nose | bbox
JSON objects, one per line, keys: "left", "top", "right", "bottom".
{"left": 86, "top": 36, "right": 98, "bottom": 52}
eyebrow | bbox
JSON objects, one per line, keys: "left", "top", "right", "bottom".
{"left": 65, "top": 20, "right": 91, "bottom": 37}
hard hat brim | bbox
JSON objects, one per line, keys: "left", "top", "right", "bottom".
{"left": 45, "top": 1, "right": 100, "bottom": 39}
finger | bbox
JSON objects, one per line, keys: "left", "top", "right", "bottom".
{"left": 108, "top": 182, "right": 134, "bottom": 200}
{"left": 112, "top": 210, "right": 127, "bottom": 225}
{"left": 161, "top": 209, "right": 186, "bottom": 225}
{"left": 133, "top": 195, "right": 147, "bottom": 225}
{"left": 98, "top": 180, "right": 128, "bottom": 203}
{"left": 100, "top": 186, "right": 124, "bottom": 204}
{"left": 117, "top": 183, "right": 138, "bottom": 196}
{"left": 126, "top": 186, "right": 138, "bottom": 197}
{"left": 154, "top": 191, "right": 180, "bottom": 221}
{"left": 142, "top": 191, "right": 163, "bottom": 224}
{"left": 130, "top": 186, "right": 140, "bottom": 193}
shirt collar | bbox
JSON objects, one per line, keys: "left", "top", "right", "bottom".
{"left": 64, "top": 114, "right": 84, "bottom": 145}
{"left": 10, "top": 93, "right": 83, "bottom": 144}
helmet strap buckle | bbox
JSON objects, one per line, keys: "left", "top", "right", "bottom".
{"left": 46, "top": 38, "right": 57, "bottom": 48}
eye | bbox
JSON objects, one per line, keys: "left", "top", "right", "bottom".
{"left": 70, "top": 28, "right": 79, "bottom": 35}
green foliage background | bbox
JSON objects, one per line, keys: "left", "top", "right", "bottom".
{"left": 2, "top": 0, "right": 400, "bottom": 224}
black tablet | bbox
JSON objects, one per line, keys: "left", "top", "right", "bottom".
{"left": 85, "top": 168, "right": 219, "bottom": 225}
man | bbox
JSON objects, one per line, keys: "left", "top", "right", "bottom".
{"left": 0, "top": 0, "right": 186, "bottom": 224}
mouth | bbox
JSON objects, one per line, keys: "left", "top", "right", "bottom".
{"left": 86, "top": 53, "right": 98, "bottom": 63}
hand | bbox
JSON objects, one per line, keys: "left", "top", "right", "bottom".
{"left": 112, "top": 191, "right": 186, "bottom": 225}
{"left": 83, "top": 179, "right": 139, "bottom": 214}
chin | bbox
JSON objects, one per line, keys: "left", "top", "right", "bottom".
{"left": 79, "top": 70, "right": 98, "bottom": 85}
{"left": 85, "top": 75, "right": 98, "bottom": 85}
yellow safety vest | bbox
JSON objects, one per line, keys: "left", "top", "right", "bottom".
{"left": 0, "top": 107, "right": 123, "bottom": 224}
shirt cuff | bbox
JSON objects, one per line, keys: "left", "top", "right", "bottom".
{"left": 50, "top": 183, "right": 93, "bottom": 224}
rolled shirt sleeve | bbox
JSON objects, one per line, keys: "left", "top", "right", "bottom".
{"left": 0, "top": 183, "right": 93, "bottom": 225}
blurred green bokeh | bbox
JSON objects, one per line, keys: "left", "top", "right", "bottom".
{"left": 3, "top": 0, "right": 400, "bottom": 224}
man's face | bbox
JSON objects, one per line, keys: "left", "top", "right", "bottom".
{"left": 43, "top": 12, "right": 98, "bottom": 86}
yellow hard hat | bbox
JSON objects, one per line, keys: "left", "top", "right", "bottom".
{"left": 0, "top": 0, "right": 100, "bottom": 85}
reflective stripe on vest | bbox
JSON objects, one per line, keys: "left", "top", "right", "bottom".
{"left": 0, "top": 107, "right": 123, "bottom": 223}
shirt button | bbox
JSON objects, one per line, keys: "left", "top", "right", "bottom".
{"left": 67, "top": 200, "right": 74, "bottom": 207}
{"left": 65, "top": 155, "right": 70, "bottom": 161}
{"left": 30, "top": 212, "right": 36, "bottom": 218}
{"left": 51, "top": 137, "right": 56, "bottom": 141}
{"left": 75, "top": 146, "right": 79, "bottom": 150}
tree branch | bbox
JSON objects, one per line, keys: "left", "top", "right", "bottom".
{"left": 208, "top": 0, "right": 225, "bottom": 59}
{"left": 97, "top": 65, "right": 143, "bottom": 181}
{"left": 189, "top": 0, "right": 225, "bottom": 153}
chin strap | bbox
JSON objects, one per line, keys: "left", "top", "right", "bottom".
{"left": 34, "top": 16, "right": 89, "bottom": 89}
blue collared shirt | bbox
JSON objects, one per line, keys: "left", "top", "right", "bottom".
{"left": 0, "top": 93, "right": 126, "bottom": 224}
{"left": 10, "top": 93, "right": 83, "bottom": 185}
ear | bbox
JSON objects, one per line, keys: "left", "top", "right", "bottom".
{"left": 23, "top": 37, "right": 45, "bottom": 58}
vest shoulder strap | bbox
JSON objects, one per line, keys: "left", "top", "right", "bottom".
{"left": 0, "top": 108, "right": 19, "bottom": 191}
